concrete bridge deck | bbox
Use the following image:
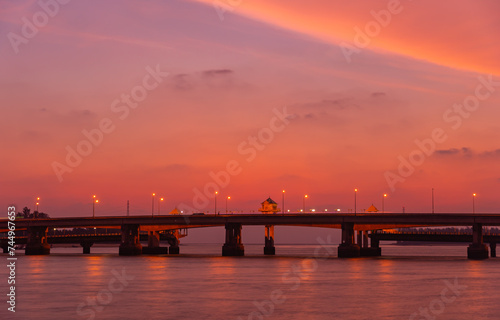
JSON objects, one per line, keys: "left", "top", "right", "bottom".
{"left": 1, "top": 213, "right": 499, "bottom": 259}
{"left": 2, "top": 213, "right": 500, "bottom": 231}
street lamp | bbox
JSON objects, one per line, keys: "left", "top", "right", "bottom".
{"left": 226, "top": 196, "right": 230, "bottom": 214}
{"left": 432, "top": 188, "right": 435, "bottom": 214}
{"left": 354, "top": 189, "right": 358, "bottom": 216}
{"left": 382, "top": 193, "right": 387, "bottom": 213}
{"left": 473, "top": 193, "right": 476, "bottom": 214}
{"left": 158, "top": 197, "right": 164, "bottom": 215}
{"left": 152, "top": 193, "right": 156, "bottom": 217}
{"left": 282, "top": 189, "right": 285, "bottom": 214}
{"left": 303, "top": 194, "right": 308, "bottom": 213}
{"left": 215, "top": 191, "right": 218, "bottom": 215}
{"left": 36, "top": 197, "right": 40, "bottom": 212}
{"left": 92, "top": 195, "right": 99, "bottom": 218}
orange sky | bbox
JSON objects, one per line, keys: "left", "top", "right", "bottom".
{"left": 197, "top": 0, "right": 500, "bottom": 75}
{"left": 1, "top": 0, "right": 499, "bottom": 219}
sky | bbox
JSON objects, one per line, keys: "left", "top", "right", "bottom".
{"left": 1, "top": 0, "right": 499, "bottom": 236}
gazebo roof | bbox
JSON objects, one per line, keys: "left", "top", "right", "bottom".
{"left": 262, "top": 197, "right": 277, "bottom": 205}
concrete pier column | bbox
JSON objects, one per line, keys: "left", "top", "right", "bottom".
{"left": 362, "top": 231, "right": 369, "bottom": 249}
{"left": 222, "top": 223, "right": 244, "bottom": 256}
{"left": 142, "top": 231, "right": 168, "bottom": 254}
{"left": 119, "top": 224, "right": 142, "bottom": 256}
{"left": 360, "top": 230, "right": 382, "bottom": 256}
{"left": 264, "top": 225, "right": 275, "bottom": 255}
{"left": 25, "top": 226, "right": 50, "bottom": 255}
{"left": 490, "top": 243, "right": 496, "bottom": 258}
{"left": 338, "top": 222, "right": 360, "bottom": 258}
{"left": 80, "top": 241, "right": 94, "bottom": 254}
{"left": 1, "top": 241, "right": 8, "bottom": 253}
{"left": 168, "top": 237, "right": 180, "bottom": 254}
{"left": 467, "top": 223, "right": 489, "bottom": 260}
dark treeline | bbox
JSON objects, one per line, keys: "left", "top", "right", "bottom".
{"left": 16, "top": 207, "right": 50, "bottom": 219}
{"left": 399, "top": 227, "right": 500, "bottom": 234}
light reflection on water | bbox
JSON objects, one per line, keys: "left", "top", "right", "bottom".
{"left": 1, "top": 244, "right": 499, "bottom": 320}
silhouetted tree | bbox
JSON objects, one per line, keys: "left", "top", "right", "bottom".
{"left": 37, "top": 211, "right": 49, "bottom": 218}
{"left": 16, "top": 207, "right": 31, "bottom": 218}
{"left": 15, "top": 207, "right": 50, "bottom": 219}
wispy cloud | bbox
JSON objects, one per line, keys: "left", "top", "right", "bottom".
{"left": 434, "top": 147, "right": 500, "bottom": 158}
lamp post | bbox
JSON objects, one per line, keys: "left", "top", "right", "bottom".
{"left": 226, "top": 196, "right": 230, "bottom": 214}
{"left": 354, "top": 189, "right": 358, "bottom": 216}
{"left": 473, "top": 193, "right": 476, "bottom": 214}
{"left": 382, "top": 193, "right": 387, "bottom": 213}
{"left": 92, "top": 195, "right": 98, "bottom": 218}
{"left": 36, "top": 197, "right": 40, "bottom": 212}
{"left": 303, "top": 194, "right": 308, "bottom": 213}
{"left": 215, "top": 191, "right": 218, "bottom": 215}
{"left": 282, "top": 189, "right": 285, "bottom": 214}
{"left": 152, "top": 193, "right": 156, "bottom": 217}
{"left": 432, "top": 188, "right": 435, "bottom": 214}
{"left": 158, "top": 197, "right": 164, "bottom": 215}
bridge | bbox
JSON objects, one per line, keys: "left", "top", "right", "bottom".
{"left": 1, "top": 213, "right": 500, "bottom": 260}
{"left": 1, "top": 231, "right": 185, "bottom": 254}
{"left": 370, "top": 230, "right": 499, "bottom": 257}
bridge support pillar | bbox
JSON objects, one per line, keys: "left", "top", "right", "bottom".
{"left": 25, "top": 226, "right": 50, "bottom": 255}
{"left": 467, "top": 223, "right": 488, "bottom": 260}
{"left": 1, "top": 241, "right": 8, "bottom": 253}
{"left": 80, "top": 241, "right": 94, "bottom": 254}
{"left": 363, "top": 231, "right": 369, "bottom": 249}
{"left": 357, "top": 231, "right": 363, "bottom": 247}
{"left": 360, "top": 230, "right": 382, "bottom": 256}
{"left": 119, "top": 224, "right": 142, "bottom": 256}
{"left": 168, "top": 236, "right": 180, "bottom": 255}
{"left": 222, "top": 223, "right": 244, "bottom": 256}
{"left": 142, "top": 231, "right": 168, "bottom": 254}
{"left": 359, "top": 231, "right": 382, "bottom": 257}
{"left": 338, "top": 223, "right": 360, "bottom": 258}
{"left": 264, "top": 225, "right": 275, "bottom": 255}
{"left": 490, "top": 243, "right": 496, "bottom": 258}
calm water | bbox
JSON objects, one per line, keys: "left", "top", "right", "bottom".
{"left": 1, "top": 244, "right": 499, "bottom": 320}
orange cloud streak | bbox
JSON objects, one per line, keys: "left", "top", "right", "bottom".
{"left": 200, "top": 0, "right": 500, "bottom": 75}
